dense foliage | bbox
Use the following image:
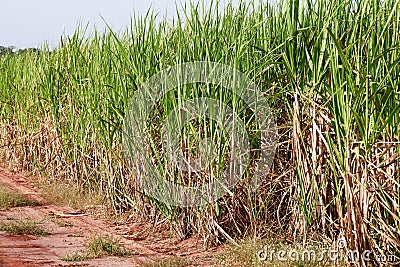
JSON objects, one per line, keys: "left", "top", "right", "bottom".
{"left": 0, "top": 0, "right": 399, "bottom": 265}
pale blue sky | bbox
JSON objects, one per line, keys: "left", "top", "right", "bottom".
{"left": 0, "top": 0, "right": 243, "bottom": 49}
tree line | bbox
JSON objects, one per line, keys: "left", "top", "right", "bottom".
{"left": 0, "top": 46, "right": 40, "bottom": 56}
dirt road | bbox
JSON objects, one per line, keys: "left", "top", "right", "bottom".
{"left": 0, "top": 168, "right": 217, "bottom": 266}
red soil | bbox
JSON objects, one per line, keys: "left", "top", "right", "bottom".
{"left": 0, "top": 168, "right": 219, "bottom": 267}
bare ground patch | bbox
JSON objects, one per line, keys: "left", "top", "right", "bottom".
{"left": 0, "top": 168, "right": 219, "bottom": 267}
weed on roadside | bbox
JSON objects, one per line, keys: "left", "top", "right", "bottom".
{"left": 61, "top": 233, "right": 132, "bottom": 262}
{"left": 38, "top": 180, "right": 102, "bottom": 211}
{"left": 87, "top": 233, "right": 132, "bottom": 257}
{"left": 0, "top": 184, "right": 40, "bottom": 209}
{"left": 0, "top": 217, "right": 48, "bottom": 236}
{"left": 61, "top": 251, "right": 91, "bottom": 262}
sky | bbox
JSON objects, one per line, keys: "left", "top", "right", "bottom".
{"left": 0, "top": 0, "right": 242, "bottom": 49}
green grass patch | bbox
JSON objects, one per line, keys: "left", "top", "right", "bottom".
{"left": 61, "top": 251, "right": 90, "bottom": 262}
{"left": 87, "top": 233, "right": 132, "bottom": 257}
{"left": 0, "top": 218, "right": 48, "bottom": 236}
{"left": 61, "top": 233, "right": 132, "bottom": 262}
{"left": 0, "top": 184, "right": 40, "bottom": 209}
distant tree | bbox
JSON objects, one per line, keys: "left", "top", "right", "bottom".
{"left": 0, "top": 46, "right": 41, "bottom": 57}
{"left": 0, "top": 46, "right": 13, "bottom": 55}
{"left": 16, "top": 47, "right": 40, "bottom": 55}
